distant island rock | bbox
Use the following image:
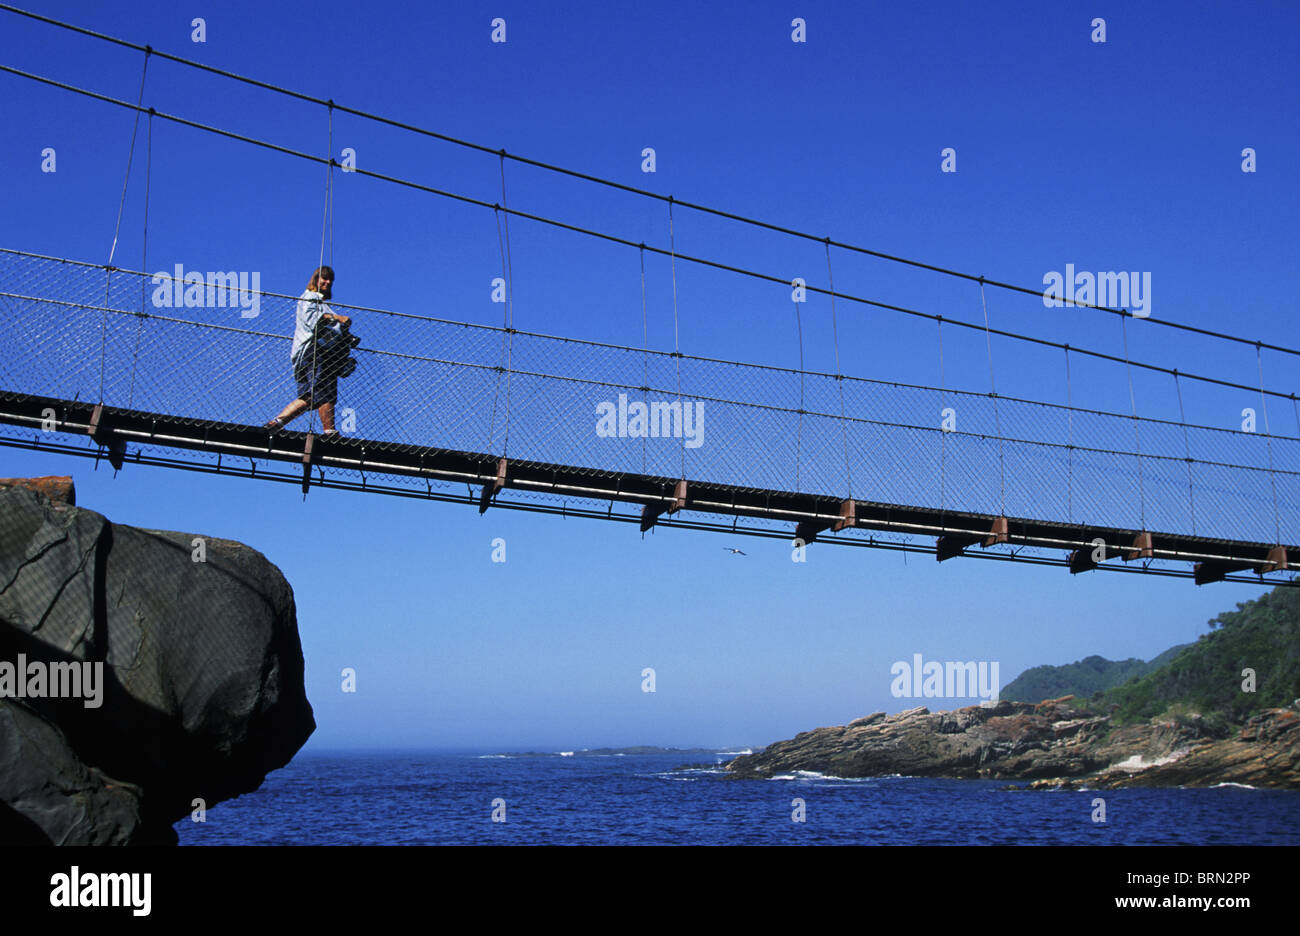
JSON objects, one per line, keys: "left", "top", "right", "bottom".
{"left": 0, "top": 477, "right": 314, "bottom": 844}
{"left": 575, "top": 746, "right": 726, "bottom": 756}
{"left": 492, "top": 746, "right": 728, "bottom": 757}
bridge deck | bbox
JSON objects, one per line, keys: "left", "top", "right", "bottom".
{"left": 2, "top": 392, "right": 1291, "bottom": 584}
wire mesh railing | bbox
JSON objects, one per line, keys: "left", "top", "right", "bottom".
{"left": 1, "top": 247, "right": 1296, "bottom": 546}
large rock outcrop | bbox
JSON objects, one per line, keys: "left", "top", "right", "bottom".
{"left": 726, "top": 697, "right": 1300, "bottom": 789}
{"left": 1027, "top": 705, "right": 1300, "bottom": 790}
{"left": 0, "top": 478, "right": 314, "bottom": 844}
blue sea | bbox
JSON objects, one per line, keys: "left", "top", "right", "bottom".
{"left": 174, "top": 750, "right": 1300, "bottom": 846}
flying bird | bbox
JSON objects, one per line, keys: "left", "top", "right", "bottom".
{"left": 724, "top": 547, "right": 747, "bottom": 556}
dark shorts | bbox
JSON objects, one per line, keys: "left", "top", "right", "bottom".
{"left": 294, "top": 351, "right": 339, "bottom": 407}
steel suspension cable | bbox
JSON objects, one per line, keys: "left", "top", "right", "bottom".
{"left": 329, "top": 112, "right": 335, "bottom": 270}
{"left": 1064, "top": 345, "right": 1074, "bottom": 523}
{"left": 106, "top": 48, "right": 150, "bottom": 270}
{"left": 1257, "top": 345, "right": 1282, "bottom": 545}
{"left": 317, "top": 104, "right": 333, "bottom": 290}
{"left": 639, "top": 245, "right": 649, "bottom": 474}
{"left": 1172, "top": 370, "right": 1196, "bottom": 536}
{"left": 498, "top": 154, "right": 516, "bottom": 457}
{"left": 668, "top": 197, "right": 684, "bottom": 480}
{"left": 100, "top": 47, "right": 150, "bottom": 405}
{"left": 979, "top": 280, "right": 1006, "bottom": 516}
{"left": 938, "top": 316, "right": 947, "bottom": 513}
{"left": 1121, "top": 315, "right": 1147, "bottom": 530}
{"left": 488, "top": 206, "right": 510, "bottom": 455}
{"left": 825, "top": 240, "right": 852, "bottom": 499}
{"left": 306, "top": 103, "right": 335, "bottom": 437}
{"left": 4, "top": 4, "right": 1293, "bottom": 359}
{"left": 126, "top": 109, "right": 153, "bottom": 409}
{"left": 794, "top": 286, "right": 806, "bottom": 492}
{"left": 5, "top": 61, "right": 1295, "bottom": 406}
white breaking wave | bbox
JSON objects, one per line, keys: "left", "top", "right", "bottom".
{"left": 650, "top": 767, "right": 726, "bottom": 782}
{"left": 1114, "top": 750, "right": 1186, "bottom": 772}
{"left": 767, "top": 770, "right": 886, "bottom": 783}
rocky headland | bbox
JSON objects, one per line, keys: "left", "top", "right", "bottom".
{"left": 730, "top": 584, "right": 1300, "bottom": 789}
{"left": 725, "top": 697, "right": 1299, "bottom": 788}
{"left": 0, "top": 477, "right": 314, "bottom": 844}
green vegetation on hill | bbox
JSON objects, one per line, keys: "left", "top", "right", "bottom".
{"left": 1001, "top": 586, "right": 1299, "bottom": 730}
{"left": 1100, "top": 587, "right": 1300, "bottom": 725}
{"left": 1002, "top": 651, "right": 1188, "bottom": 704}
{"left": 1145, "top": 643, "right": 1194, "bottom": 671}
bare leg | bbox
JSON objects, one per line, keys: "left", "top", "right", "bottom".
{"left": 269, "top": 398, "right": 309, "bottom": 427}
{"left": 318, "top": 402, "right": 336, "bottom": 433}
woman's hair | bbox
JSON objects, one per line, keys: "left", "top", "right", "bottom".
{"left": 307, "top": 266, "right": 335, "bottom": 291}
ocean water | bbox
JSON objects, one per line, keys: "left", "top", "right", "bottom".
{"left": 174, "top": 750, "right": 1300, "bottom": 846}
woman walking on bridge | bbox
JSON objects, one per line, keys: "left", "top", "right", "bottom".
{"left": 265, "top": 266, "right": 351, "bottom": 436}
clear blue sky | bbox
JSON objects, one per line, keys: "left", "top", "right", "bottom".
{"left": 1, "top": 0, "right": 1295, "bottom": 750}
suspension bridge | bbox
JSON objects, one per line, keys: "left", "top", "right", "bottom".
{"left": 1, "top": 6, "right": 1297, "bottom": 586}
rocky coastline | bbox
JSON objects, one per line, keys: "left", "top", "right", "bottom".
{"left": 725, "top": 697, "right": 1300, "bottom": 789}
